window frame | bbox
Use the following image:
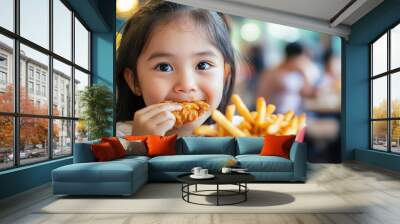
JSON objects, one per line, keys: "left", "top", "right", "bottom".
{"left": 370, "top": 20, "right": 400, "bottom": 154}
{"left": 0, "top": 0, "right": 92, "bottom": 171}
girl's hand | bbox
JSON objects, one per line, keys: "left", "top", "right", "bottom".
{"left": 131, "top": 103, "right": 182, "bottom": 136}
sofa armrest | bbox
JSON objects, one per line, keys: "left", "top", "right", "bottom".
{"left": 73, "top": 140, "right": 100, "bottom": 163}
{"left": 289, "top": 142, "right": 307, "bottom": 181}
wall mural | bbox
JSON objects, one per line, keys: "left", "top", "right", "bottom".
{"left": 115, "top": 0, "right": 341, "bottom": 162}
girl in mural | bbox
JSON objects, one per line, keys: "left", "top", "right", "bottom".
{"left": 116, "top": 0, "right": 236, "bottom": 137}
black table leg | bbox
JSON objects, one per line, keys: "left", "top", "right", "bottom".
{"left": 195, "top": 184, "right": 197, "bottom": 192}
{"left": 245, "top": 183, "right": 247, "bottom": 201}
{"left": 216, "top": 184, "right": 219, "bottom": 206}
{"left": 187, "top": 184, "right": 190, "bottom": 202}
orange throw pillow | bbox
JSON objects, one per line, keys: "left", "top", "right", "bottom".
{"left": 124, "top": 135, "right": 148, "bottom": 141}
{"left": 91, "top": 142, "right": 117, "bottom": 161}
{"left": 260, "top": 135, "right": 296, "bottom": 159}
{"left": 146, "top": 135, "right": 177, "bottom": 157}
{"left": 101, "top": 137, "right": 126, "bottom": 158}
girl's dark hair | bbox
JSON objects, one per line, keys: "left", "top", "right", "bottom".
{"left": 116, "top": 0, "right": 236, "bottom": 122}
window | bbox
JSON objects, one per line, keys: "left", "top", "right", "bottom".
{"left": 0, "top": 0, "right": 14, "bottom": 32}
{"left": 20, "top": 0, "right": 49, "bottom": 49}
{"left": 0, "top": 54, "right": 7, "bottom": 86}
{"left": 0, "top": 54, "right": 7, "bottom": 67}
{"left": 0, "top": 71, "right": 6, "bottom": 85}
{"left": 75, "top": 17, "right": 89, "bottom": 70}
{"left": 42, "top": 85, "right": 46, "bottom": 97}
{"left": 371, "top": 23, "right": 400, "bottom": 154}
{"left": 36, "top": 83, "right": 40, "bottom": 95}
{"left": 28, "top": 81, "right": 34, "bottom": 94}
{"left": 0, "top": 0, "right": 91, "bottom": 170}
{"left": 35, "top": 70, "right": 40, "bottom": 81}
{"left": 0, "top": 35, "right": 13, "bottom": 113}
{"left": 53, "top": 0, "right": 72, "bottom": 60}
{"left": 53, "top": 59, "right": 72, "bottom": 117}
{"left": 28, "top": 67, "right": 34, "bottom": 80}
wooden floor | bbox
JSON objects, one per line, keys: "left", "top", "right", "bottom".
{"left": 1, "top": 162, "right": 400, "bottom": 224}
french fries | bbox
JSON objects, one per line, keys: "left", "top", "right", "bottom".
{"left": 231, "top": 94, "right": 254, "bottom": 124}
{"left": 193, "top": 95, "right": 307, "bottom": 137}
{"left": 256, "top": 97, "right": 266, "bottom": 127}
{"left": 212, "top": 110, "right": 245, "bottom": 137}
{"left": 193, "top": 125, "right": 218, "bottom": 136}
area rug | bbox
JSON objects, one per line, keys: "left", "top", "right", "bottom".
{"left": 37, "top": 183, "right": 362, "bottom": 214}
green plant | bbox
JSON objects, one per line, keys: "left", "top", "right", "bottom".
{"left": 79, "top": 84, "right": 113, "bottom": 140}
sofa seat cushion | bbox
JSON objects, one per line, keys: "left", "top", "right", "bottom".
{"left": 116, "top": 155, "right": 150, "bottom": 163}
{"left": 236, "top": 155, "right": 293, "bottom": 172}
{"left": 149, "top": 154, "right": 235, "bottom": 172}
{"left": 53, "top": 159, "right": 147, "bottom": 183}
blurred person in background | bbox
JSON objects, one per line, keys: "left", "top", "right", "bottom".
{"left": 257, "top": 42, "right": 317, "bottom": 114}
{"left": 316, "top": 49, "right": 341, "bottom": 108}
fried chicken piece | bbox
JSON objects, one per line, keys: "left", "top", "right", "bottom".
{"left": 170, "top": 101, "right": 210, "bottom": 128}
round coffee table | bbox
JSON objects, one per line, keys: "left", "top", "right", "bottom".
{"left": 177, "top": 172, "right": 255, "bottom": 206}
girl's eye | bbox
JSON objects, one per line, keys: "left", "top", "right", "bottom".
{"left": 155, "top": 63, "right": 173, "bottom": 72}
{"left": 196, "top": 61, "right": 212, "bottom": 70}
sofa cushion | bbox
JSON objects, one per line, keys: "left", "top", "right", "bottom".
{"left": 91, "top": 142, "right": 118, "bottom": 162}
{"left": 52, "top": 158, "right": 147, "bottom": 183}
{"left": 260, "top": 135, "right": 296, "bottom": 159}
{"left": 179, "top": 137, "right": 235, "bottom": 155}
{"left": 101, "top": 137, "right": 127, "bottom": 158}
{"left": 236, "top": 137, "right": 263, "bottom": 155}
{"left": 236, "top": 155, "right": 293, "bottom": 172}
{"left": 146, "top": 135, "right": 177, "bottom": 157}
{"left": 114, "top": 155, "right": 150, "bottom": 164}
{"left": 148, "top": 154, "right": 235, "bottom": 172}
{"left": 119, "top": 138, "right": 147, "bottom": 156}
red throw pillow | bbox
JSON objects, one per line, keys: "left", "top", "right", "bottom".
{"left": 260, "top": 135, "right": 296, "bottom": 159}
{"left": 91, "top": 142, "right": 117, "bottom": 161}
{"left": 146, "top": 135, "right": 177, "bottom": 157}
{"left": 101, "top": 137, "right": 126, "bottom": 158}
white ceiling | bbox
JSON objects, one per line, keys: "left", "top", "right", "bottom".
{"left": 168, "top": 0, "right": 384, "bottom": 38}
{"left": 225, "top": 0, "right": 353, "bottom": 23}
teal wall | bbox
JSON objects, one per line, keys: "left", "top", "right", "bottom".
{"left": 0, "top": 0, "right": 115, "bottom": 200}
{"left": 91, "top": 0, "right": 116, "bottom": 136}
{"left": 0, "top": 158, "right": 72, "bottom": 199}
{"left": 344, "top": 0, "right": 400, "bottom": 171}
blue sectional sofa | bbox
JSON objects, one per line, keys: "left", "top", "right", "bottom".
{"left": 52, "top": 137, "right": 307, "bottom": 196}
